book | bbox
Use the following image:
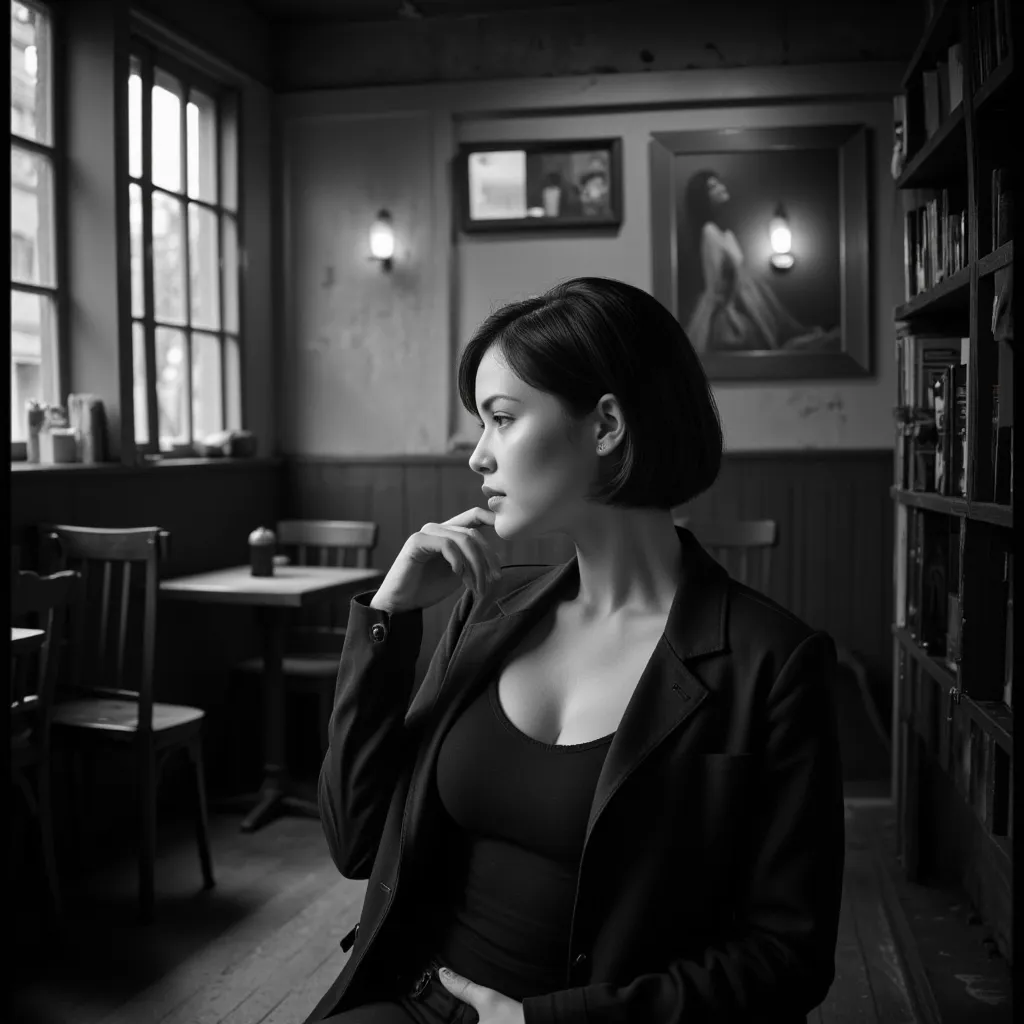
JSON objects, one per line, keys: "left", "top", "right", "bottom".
{"left": 935, "top": 367, "right": 953, "bottom": 495}
{"left": 920, "top": 514, "right": 950, "bottom": 654}
{"left": 994, "top": 339, "right": 1014, "bottom": 503}
{"left": 947, "top": 43, "right": 964, "bottom": 109}
{"left": 922, "top": 69, "right": 941, "bottom": 137}
{"left": 991, "top": 167, "right": 1013, "bottom": 248}
{"left": 903, "top": 210, "right": 918, "bottom": 299}
{"left": 1004, "top": 554, "right": 1014, "bottom": 708}
{"left": 892, "top": 95, "right": 908, "bottom": 180}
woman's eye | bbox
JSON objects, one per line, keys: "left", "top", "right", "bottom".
{"left": 492, "top": 414, "right": 512, "bottom": 428}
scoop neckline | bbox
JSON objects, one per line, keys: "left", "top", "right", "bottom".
{"left": 488, "top": 677, "right": 615, "bottom": 752}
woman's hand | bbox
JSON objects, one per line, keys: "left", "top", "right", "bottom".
{"left": 438, "top": 967, "right": 526, "bottom": 1024}
{"left": 370, "top": 506, "right": 502, "bottom": 614}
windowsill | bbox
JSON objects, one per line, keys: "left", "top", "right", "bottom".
{"left": 11, "top": 455, "right": 282, "bottom": 476}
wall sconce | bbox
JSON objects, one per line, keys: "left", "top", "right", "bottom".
{"left": 369, "top": 209, "right": 395, "bottom": 272}
{"left": 769, "top": 204, "right": 795, "bottom": 271}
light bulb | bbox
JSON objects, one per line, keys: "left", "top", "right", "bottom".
{"left": 769, "top": 204, "right": 794, "bottom": 270}
{"left": 369, "top": 210, "right": 395, "bottom": 266}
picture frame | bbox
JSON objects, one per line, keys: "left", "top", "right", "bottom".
{"left": 649, "top": 124, "right": 872, "bottom": 381}
{"left": 456, "top": 138, "right": 623, "bottom": 233}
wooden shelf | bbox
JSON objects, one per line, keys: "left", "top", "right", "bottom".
{"left": 973, "top": 55, "right": 1014, "bottom": 113}
{"left": 894, "top": 627, "right": 1013, "bottom": 755}
{"left": 978, "top": 239, "right": 1013, "bottom": 277}
{"left": 894, "top": 263, "right": 970, "bottom": 320}
{"left": 896, "top": 104, "right": 967, "bottom": 190}
{"left": 894, "top": 625, "right": 958, "bottom": 690}
{"left": 960, "top": 697, "right": 1013, "bottom": 756}
{"left": 890, "top": 488, "right": 1013, "bottom": 527}
{"left": 890, "top": 487, "right": 967, "bottom": 517}
{"left": 967, "top": 501, "right": 1014, "bottom": 528}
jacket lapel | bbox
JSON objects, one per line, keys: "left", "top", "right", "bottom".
{"left": 403, "top": 527, "right": 730, "bottom": 862}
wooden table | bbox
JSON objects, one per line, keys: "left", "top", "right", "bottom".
{"left": 11, "top": 627, "right": 46, "bottom": 655}
{"left": 160, "top": 565, "right": 385, "bottom": 832}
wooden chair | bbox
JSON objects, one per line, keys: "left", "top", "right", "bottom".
{"left": 43, "top": 525, "right": 214, "bottom": 923}
{"left": 11, "top": 568, "right": 81, "bottom": 919}
{"left": 674, "top": 516, "right": 778, "bottom": 592}
{"left": 233, "top": 520, "right": 378, "bottom": 755}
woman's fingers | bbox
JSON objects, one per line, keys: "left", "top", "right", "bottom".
{"left": 421, "top": 523, "right": 490, "bottom": 594}
{"left": 444, "top": 525, "right": 502, "bottom": 580}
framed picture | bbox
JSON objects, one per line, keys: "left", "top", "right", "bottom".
{"left": 456, "top": 138, "right": 623, "bottom": 232}
{"left": 650, "top": 124, "right": 871, "bottom": 380}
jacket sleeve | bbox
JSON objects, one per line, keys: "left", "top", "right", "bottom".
{"left": 317, "top": 587, "right": 476, "bottom": 880}
{"left": 522, "top": 631, "right": 846, "bottom": 1024}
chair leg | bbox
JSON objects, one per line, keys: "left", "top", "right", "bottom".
{"left": 137, "top": 749, "right": 157, "bottom": 925}
{"left": 188, "top": 737, "right": 215, "bottom": 890}
{"left": 38, "top": 753, "right": 62, "bottom": 920}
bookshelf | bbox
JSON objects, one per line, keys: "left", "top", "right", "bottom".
{"left": 890, "top": 0, "right": 1013, "bottom": 965}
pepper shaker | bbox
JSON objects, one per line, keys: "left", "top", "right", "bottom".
{"left": 248, "top": 526, "right": 276, "bottom": 577}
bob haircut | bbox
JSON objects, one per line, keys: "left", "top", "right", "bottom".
{"left": 457, "top": 276, "right": 723, "bottom": 510}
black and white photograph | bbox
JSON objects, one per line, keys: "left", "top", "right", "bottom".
{"left": 8, "top": 2, "right": 1014, "bottom": 1024}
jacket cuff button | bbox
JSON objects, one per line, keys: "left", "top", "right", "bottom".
{"left": 370, "top": 622, "right": 388, "bottom": 643}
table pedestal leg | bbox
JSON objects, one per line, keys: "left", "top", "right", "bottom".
{"left": 242, "top": 608, "right": 288, "bottom": 833}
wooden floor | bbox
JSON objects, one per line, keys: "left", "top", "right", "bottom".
{"left": 9, "top": 801, "right": 927, "bottom": 1024}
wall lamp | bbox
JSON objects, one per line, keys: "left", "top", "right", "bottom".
{"left": 769, "top": 203, "right": 795, "bottom": 271}
{"left": 369, "top": 209, "right": 395, "bottom": 272}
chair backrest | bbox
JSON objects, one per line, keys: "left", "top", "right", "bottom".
{"left": 11, "top": 569, "right": 81, "bottom": 748}
{"left": 41, "top": 525, "right": 169, "bottom": 732}
{"left": 674, "top": 516, "right": 779, "bottom": 592}
{"left": 276, "top": 520, "right": 379, "bottom": 648}
{"left": 276, "top": 520, "right": 378, "bottom": 569}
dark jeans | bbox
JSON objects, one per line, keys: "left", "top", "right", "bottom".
{"left": 322, "top": 958, "right": 479, "bottom": 1024}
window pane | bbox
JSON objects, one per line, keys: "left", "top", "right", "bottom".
{"left": 128, "top": 59, "right": 142, "bottom": 179}
{"left": 132, "top": 321, "right": 149, "bottom": 445}
{"left": 11, "top": 146, "right": 56, "bottom": 286}
{"left": 187, "top": 89, "right": 217, "bottom": 203}
{"left": 222, "top": 213, "right": 239, "bottom": 333}
{"left": 11, "top": 288, "right": 56, "bottom": 440}
{"left": 220, "top": 90, "right": 238, "bottom": 212}
{"left": 189, "top": 204, "right": 219, "bottom": 329}
{"left": 192, "top": 331, "right": 222, "bottom": 438}
{"left": 129, "top": 183, "right": 145, "bottom": 317}
{"left": 10, "top": 1, "right": 51, "bottom": 145}
{"left": 155, "top": 326, "right": 188, "bottom": 447}
{"left": 152, "top": 70, "right": 182, "bottom": 193}
{"left": 225, "top": 335, "right": 241, "bottom": 430}
{"left": 152, "top": 191, "right": 185, "bottom": 323}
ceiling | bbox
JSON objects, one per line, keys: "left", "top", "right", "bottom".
{"left": 243, "top": 0, "right": 631, "bottom": 24}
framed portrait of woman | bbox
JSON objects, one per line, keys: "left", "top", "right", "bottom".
{"left": 649, "top": 124, "right": 871, "bottom": 381}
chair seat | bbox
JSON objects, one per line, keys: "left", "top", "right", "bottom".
{"left": 52, "top": 698, "right": 205, "bottom": 737}
{"left": 235, "top": 653, "right": 341, "bottom": 681}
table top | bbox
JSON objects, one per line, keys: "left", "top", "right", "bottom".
{"left": 11, "top": 627, "right": 46, "bottom": 653}
{"left": 159, "top": 564, "right": 385, "bottom": 608}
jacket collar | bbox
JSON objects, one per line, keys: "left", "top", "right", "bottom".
{"left": 490, "top": 525, "right": 728, "bottom": 664}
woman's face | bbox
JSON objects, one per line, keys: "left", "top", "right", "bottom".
{"left": 707, "top": 175, "right": 730, "bottom": 205}
{"left": 468, "top": 346, "right": 599, "bottom": 541}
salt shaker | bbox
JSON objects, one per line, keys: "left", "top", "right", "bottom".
{"left": 248, "top": 526, "right": 276, "bottom": 577}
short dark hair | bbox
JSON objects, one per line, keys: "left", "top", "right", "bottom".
{"left": 457, "top": 276, "right": 723, "bottom": 509}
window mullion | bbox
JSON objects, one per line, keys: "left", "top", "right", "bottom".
{"left": 141, "top": 51, "right": 158, "bottom": 453}
{"left": 215, "top": 94, "right": 227, "bottom": 429}
{"left": 180, "top": 85, "right": 193, "bottom": 446}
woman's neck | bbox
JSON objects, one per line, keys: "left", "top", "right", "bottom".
{"left": 562, "top": 507, "right": 682, "bottom": 623}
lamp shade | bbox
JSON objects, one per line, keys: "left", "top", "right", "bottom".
{"left": 769, "top": 203, "right": 795, "bottom": 270}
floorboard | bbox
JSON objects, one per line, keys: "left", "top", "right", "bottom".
{"left": 8, "top": 800, "right": 938, "bottom": 1024}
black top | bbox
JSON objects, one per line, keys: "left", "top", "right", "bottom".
{"left": 431, "top": 676, "right": 613, "bottom": 1000}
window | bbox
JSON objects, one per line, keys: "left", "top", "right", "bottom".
{"left": 128, "top": 42, "right": 242, "bottom": 454}
{"left": 10, "top": 0, "right": 59, "bottom": 448}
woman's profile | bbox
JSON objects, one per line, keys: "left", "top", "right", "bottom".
{"left": 684, "top": 170, "right": 841, "bottom": 354}
{"left": 306, "top": 277, "right": 845, "bottom": 1024}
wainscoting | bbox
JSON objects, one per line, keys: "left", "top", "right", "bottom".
{"left": 284, "top": 449, "right": 894, "bottom": 689}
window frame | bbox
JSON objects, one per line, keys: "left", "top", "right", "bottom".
{"left": 10, "top": 0, "right": 68, "bottom": 461}
{"left": 128, "top": 36, "right": 243, "bottom": 458}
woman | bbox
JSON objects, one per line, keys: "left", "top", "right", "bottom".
{"left": 684, "top": 170, "right": 841, "bottom": 354}
{"left": 308, "top": 277, "right": 845, "bottom": 1024}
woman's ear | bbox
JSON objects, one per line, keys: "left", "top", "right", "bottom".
{"left": 593, "top": 393, "right": 626, "bottom": 451}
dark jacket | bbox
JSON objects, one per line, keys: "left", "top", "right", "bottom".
{"left": 307, "top": 526, "right": 845, "bottom": 1023}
